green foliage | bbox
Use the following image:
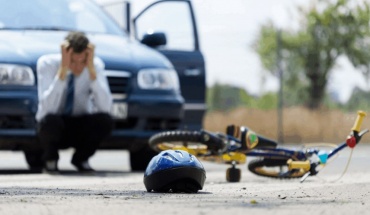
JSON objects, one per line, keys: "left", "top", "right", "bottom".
{"left": 342, "top": 88, "right": 370, "bottom": 111}
{"left": 256, "top": 93, "right": 277, "bottom": 110}
{"left": 207, "top": 84, "right": 277, "bottom": 111}
{"left": 207, "top": 83, "right": 244, "bottom": 111}
{"left": 254, "top": 0, "right": 370, "bottom": 109}
{"left": 206, "top": 83, "right": 370, "bottom": 112}
{"left": 254, "top": 22, "right": 278, "bottom": 72}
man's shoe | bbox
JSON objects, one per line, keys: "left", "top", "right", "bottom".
{"left": 71, "top": 161, "right": 95, "bottom": 173}
{"left": 43, "top": 160, "right": 59, "bottom": 174}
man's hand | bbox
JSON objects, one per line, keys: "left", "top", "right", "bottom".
{"left": 58, "top": 41, "right": 72, "bottom": 81}
{"left": 87, "top": 43, "right": 97, "bottom": 81}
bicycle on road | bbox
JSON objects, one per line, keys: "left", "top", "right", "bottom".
{"left": 148, "top": 111, "right": 368, "bottom": 182}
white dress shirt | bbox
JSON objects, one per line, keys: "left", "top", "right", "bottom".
{"left": 36, "top": 54, "right": 112, "bottom": 122}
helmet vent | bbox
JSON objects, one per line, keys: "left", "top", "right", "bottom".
{"left": 175, "top": 150, "right": 184, "bottom": 158}
{"left": 163, "top": 152, "right": 179, "bottom": 161}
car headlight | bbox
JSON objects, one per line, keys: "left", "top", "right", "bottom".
{"left": 137, "top": 69, "right": 179, "bottom": 90}
{"left": 0, "top": 64, "right": 35, "bottom": 86}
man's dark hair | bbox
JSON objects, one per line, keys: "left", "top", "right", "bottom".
{"left": 65, "top": 32, "right": 89, "bottom": 53}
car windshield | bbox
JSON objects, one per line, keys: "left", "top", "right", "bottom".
{"left": 0, "top": 0, "right": 125, "bottom": 36}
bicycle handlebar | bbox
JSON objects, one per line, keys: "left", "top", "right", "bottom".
{"left": 352, "top": 111, "right": 366, "bottom": 132}
{"left": 288, "top": 111, "right": 367, "bottom": 175}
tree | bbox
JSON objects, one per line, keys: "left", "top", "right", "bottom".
{"left": 208, "top": 83, "right": 241, "bottom": 111}
{"left": 254, "top": 0, "right": 370, "bottom": 109}
{"left": 208, "top": 82, "right": 223, "bottom": 111}
{"left": 344, "top": 87, "right": 370, "bottom": 111}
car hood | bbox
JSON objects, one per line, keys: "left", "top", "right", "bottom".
{"left": 0, "top": 30, "right": 172, "bottom": 72}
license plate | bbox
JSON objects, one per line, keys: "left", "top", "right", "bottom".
{"left": 111, "top": 103, "right": 127, "bottom": 119}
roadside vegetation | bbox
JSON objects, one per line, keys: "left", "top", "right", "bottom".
{"left": 204, "top": 84, "right": 370, "bottom": 143}
{"left": 204, "top": 0, "right": 370, "bottom": 143}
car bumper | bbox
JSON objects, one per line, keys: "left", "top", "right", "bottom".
{"left": 0, "top": 92, "right": 183, "bottom": 150}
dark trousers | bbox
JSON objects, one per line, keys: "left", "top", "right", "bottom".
{"left": 37, "top": 113, "right": 113, "bottom": 163}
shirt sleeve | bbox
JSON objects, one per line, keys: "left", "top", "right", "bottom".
{"left": 90, "top": 57, "right": 112, "bottom": 113}
{"left": 36, "top": 55, "right": 67, "bottom": 121}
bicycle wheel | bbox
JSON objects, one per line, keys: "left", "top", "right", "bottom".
{"left": 248, "top": 158, "right": 307, "bottom": 179}
{"left": 149, "top": 130, "right": 224, "bottom": 154}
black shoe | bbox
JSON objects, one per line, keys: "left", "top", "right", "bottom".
{"left": 43, "top": 160, "right": 59, "bottom": 174}
{"left": 71, "top": 161, "right": 95, "bottom": 173}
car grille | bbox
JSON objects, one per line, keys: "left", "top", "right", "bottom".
{"left": 145, "top": 118, "right": 181, "bottom": 130}
{"left": 105, "top": 70, "right": 131, "bottom": 99}
{"left": 0, "top": 116, "right": 36, "bottom": 129}
{"left": 105, "top": 70, "right": 180, "bottom": 131}
{"left": 113, "top": 117, "right": 180, "bottom": 130}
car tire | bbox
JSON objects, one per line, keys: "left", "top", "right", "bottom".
{"left": 130, "top": 146, "right": 158, "bottom": 171}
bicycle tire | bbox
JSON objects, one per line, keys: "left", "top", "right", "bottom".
{"left": 248, "top": 158, "right": 307, "bottom": 179}
{"left": 149, "top": 130, "right": 224, "bottom": 153}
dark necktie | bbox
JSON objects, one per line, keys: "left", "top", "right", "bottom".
{"left": 63, "top": 74, "right": 74, "bottom": 115}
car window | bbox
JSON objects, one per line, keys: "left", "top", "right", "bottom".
{"left": 135, "top": 1, "right": 195, "bottom": 51}
{"left": 0, "top": 0, "right": 125, "bottom": 36}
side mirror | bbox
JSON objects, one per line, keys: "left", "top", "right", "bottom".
{"left": 141, "top": 32, "right": 167, "bottom": 48}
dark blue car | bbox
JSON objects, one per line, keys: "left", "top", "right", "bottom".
{"left": 0, "top": 0, "right": 206, "bottom": 170}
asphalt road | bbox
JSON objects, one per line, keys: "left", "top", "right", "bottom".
{"left": 0, "top": 144, "right": 369, "bottom": 214}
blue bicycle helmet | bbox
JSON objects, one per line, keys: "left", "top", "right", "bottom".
{"left": 144, "top": 150, "right": 206, "bottom": 193}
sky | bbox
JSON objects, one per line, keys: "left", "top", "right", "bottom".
{"left": 96, "top": 0, "right": 370, "bottom": 103}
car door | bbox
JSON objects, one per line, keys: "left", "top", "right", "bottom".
{"left": 133, "top": 0, "right": 206, "bottom": 130}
